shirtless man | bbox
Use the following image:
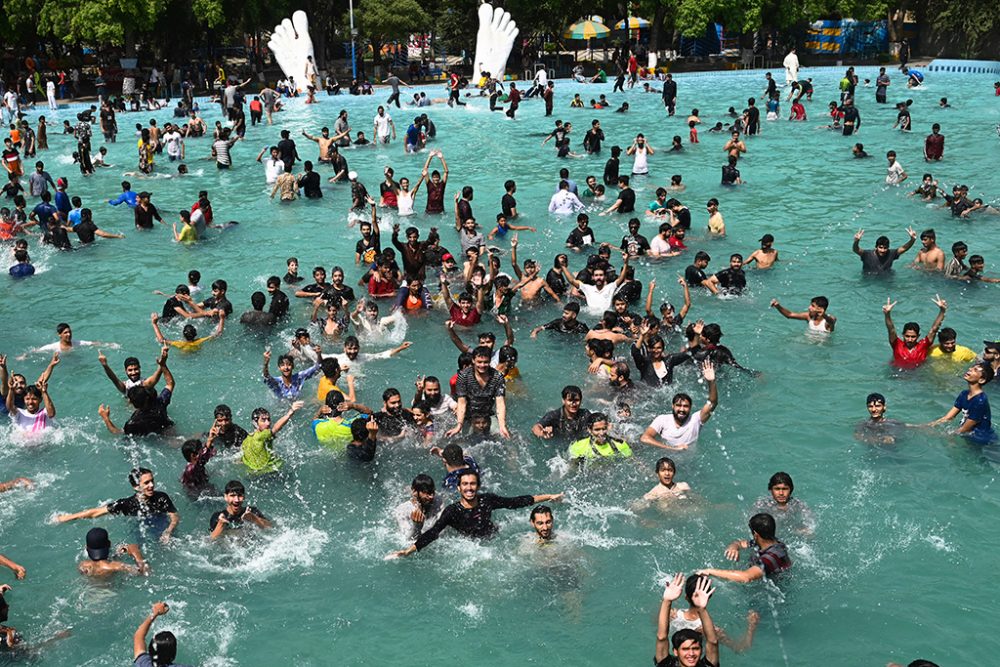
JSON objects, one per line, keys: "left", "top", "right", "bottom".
{"left": 78, "top": 527, "right": 148, "bottom": 576}
{"left": 744, "top": 234, "right": 778, "bottom": 269}
{"left": 301, "top": 127, "right": 349, "bottom": 164}
{"left": 510, "top": 235, "right": 561, "bottom": 303}
{"left": 912, "top": 229, "right": 945, "bottom": 272}
{"left": 723, "top": 131, "right": 747, "bottom": 159}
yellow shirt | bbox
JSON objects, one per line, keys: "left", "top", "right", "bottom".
{"left": 929, "top": 344, "right": 977, "bottom": 362}
{"left": 169, "top": 336, "right": 213, "bottom": 352}
{"left": 316, "top": 377, "right": 345, "bottom": 402}
{"left": 177, "top": 224, "right": 197, "bottom": 244}
{"left": 708, "top": 212, "right": 725, "bottom": 234}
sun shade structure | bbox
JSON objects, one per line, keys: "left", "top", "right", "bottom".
{"left": 615, "top": 17, "right": 651, "bottom": 30}
{"left": 564, "top": 20, "right": 611, "bottom": 40}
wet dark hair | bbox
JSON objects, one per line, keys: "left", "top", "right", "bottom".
{"left": 671, "top": 628, "right": 702, "bottom": 650}
{"left": 224, "top": 480, "right": 246, "bottom": 495}
{"left": 656, "top": 457, "right": 676, "bottom": 472}
{"left": 866, "top": 392, "right": 886, "bottom": 405}
{"left": 811, "top": 296, "right": 829, "bottom": 309}
{"left": 530, "top": 505, "right": 552, "bottom": 521}
{"left": 149, "top": 630, "right": 178, "bottom": 666}
{"left": 128, "top": 467, "right": 153, "bottom": 487}
{"left": 351, "top": 418, "right": 372, "bottom": 442}
{"left": 411, "top": 473, "right": 435, "bottom": 494}
{"left": 749, "top": 512, "right": 777, "bottom": 540}
{"left": 181, "top": 439, "right": 203, "bottom": 462}
{"left": 768, "top": 471, "right": 794, "bottom": 491}
{"left": 937, "top": 327, "right": 956, "bottom": 343}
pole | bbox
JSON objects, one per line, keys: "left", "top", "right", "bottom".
{"left": 349, "top": 0, "right": 358, "bottom": 79}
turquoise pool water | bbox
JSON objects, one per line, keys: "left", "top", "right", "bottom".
{"left": 2, "top": 67, "right": 1000, "bottom": 666}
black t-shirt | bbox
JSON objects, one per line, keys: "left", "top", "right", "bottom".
{"left": 161, "top": 296, "right": 185, "bottom": 320}
{"left": 324, "top": 284, "right": 356, "bottom": 304}
{"left": 672, "top": 207, "right": 691, "bottom": 230}
{"left": 346, "top": 438, "right": 377, "bottom": 462}
{"left": 202, "top": 295, "right": 233, "bottom": 316}
{"left": 44, "top": 222, "right": 73, "bottom": 250}
{"left": 746, "top": 106, "right": 761, "bottom": 127}
{"left": 546, "top": 268, "right": 568, "bottom": 295}
{"left": 501, "top": 193, "right": 517, "bottom": 218}
{"left": 721, "top": 165, "right": 740, "bottom": 185}
{"left": 603, "top": 157, "right": 619, "bottom": 186}
{"left": 106, "top": 491, "right": 177, "bottom": 517}
{"left": 1, "top": 181, "right": 23, "bottom": 199}
{"left": 714, "top": 268, "right": 746, "bottom": 293}
{"left": 134, "top": 203, "right": 161, "bottom": 229}
{"left": 841, "top": 106, "right": 860, "bottom": 125}
{"left": 860, "top": 248, "right": 901, "bottom": 274}
{"left": 566, "top": 227, "right": 595, "bottom": 248}
{"left": 620, "top": 233, "right": 651, "bottom": 256}
{"left": 662, "top": 80, "right": 677, "bottom": 101}
{"left": 210, "top": 505, "right": 265, "bottom": 530}
{"left": 276, "top": 138, "right": 297, "bottom": 166}
{"left": 299, "top": 171, "right": 322, "bottom": 198}
{"left": 685, "top": 265, "right": 708, "bottom": 286}
{"left": 457, "top": 199, "right": 473, "bottom": 223}
{"left": 374, "top": 410, "right": 415, "bottom": 437}
{"left": 75, "top": 220, "right": 98, "bottom": 244}
{"left": 284, "top": 271, "right": 303, "bottom": 285}
{"left": 123, "top": 389, "right": 174, "bottom": 436}
{"left": 542, "top": 317, "right": 589, "bottom": 334}
{"left": 584, "top": 129, "right": 604, "bottom": 152}
{"left": 537, "top": 407, "right": 591, "bottom": 439}
{"left": 216, "top": 423, "right": 249, "bottom": 448}
{"left": 269, "top": 290, "right": 289, "bottom": 319}
{"left": 615, "top": 279, "right": 643, "bottom": 304}
{"left": 415, "top": 493, "right": 535, "bottom": 549}
{"left": 356, "top": 237, "right": 381, "bottom": 265}
{"left": 616, "top": 188, "right": 635, "bottom": 213}
{"left": 656, "top": 657, "right": 716, "bottom": 667}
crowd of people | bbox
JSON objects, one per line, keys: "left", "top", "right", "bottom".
{"left": 2, "top": 46, "right": 994, "bottom": 667}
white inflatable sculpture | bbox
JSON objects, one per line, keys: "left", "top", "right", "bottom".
{"left": 473, "top": 3, "right": 519, "bottom": 80}
{"left": 268, "top": 11, "right": 315, "bottom": 88}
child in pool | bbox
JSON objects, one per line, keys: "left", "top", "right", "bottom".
{"left": 643, "top": 457, "right": 691, "bottom": 502}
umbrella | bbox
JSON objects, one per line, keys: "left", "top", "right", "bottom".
{"left": 564, "top": 20, "right": 610, "bottom": 40}
{"left": 615, "top": 17, "right": 650, "bottom": 30}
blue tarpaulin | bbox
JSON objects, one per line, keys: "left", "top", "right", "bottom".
{"left": 805, "top": 19, "right": 888, "bottom": 55}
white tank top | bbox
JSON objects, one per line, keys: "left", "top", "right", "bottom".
{"left": 807, "top": 317, "right": 829, "bottom": 333}
{"left": 397, "top": 190, "right": 414, "bottom": 216}
{"left": 632, "top": 145, "right": 649, "bottom": 174}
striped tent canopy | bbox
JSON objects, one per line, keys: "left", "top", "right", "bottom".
{"left": 564, "top": 20, "right": 611, "bottom": 40}
{"left": 615, "top": 17, "right": 650, "bottom": 30}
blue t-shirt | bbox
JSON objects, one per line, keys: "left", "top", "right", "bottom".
{"left": 109, "top": 190, "right": 138, "bottom": 208}
{"left": 954, "top": 389, "right": 995, "bottom": 444}
{"left": 405, "top": 124, "right": 420, "bottom": 146}
{"left": 442, "top": 456, "right": 480, "bottom": 491}
{"left": 9, "top": 263, "right": 35, "bottom": 278}
{"left": 31, "top": 202, "right": 57, "bottom": 226}
{"left": 54, "top": 190, "right": 70, "bottom": 215}
{"left": 68, "top": 208, "right": 82, "bottom": 227}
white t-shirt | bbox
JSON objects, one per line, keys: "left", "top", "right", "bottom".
{"left": 374, "top": 113, "right": 392, "bottom": 139}
{"left": 886, "top": 161, "right": 905, "bottom": 185}
{"left": 263, "top": 158, "right": 285, "bottom": 184}
{"left": 648, "top": 411, "right": 703, "bottom": 447}
{"left": 548, "top": 190, "right": 584, "bottom": 214}
{"left": 12, "top": 407, "right": 50, "bottom": 432}
{"left": 163, "top": 131, "right": 183, "bottom": 158}
{"left": 393, "top": 496, "right": 444, "bottom": 542}
{"left": 190, "top": 208, "right": 207, "bottom": 236}
{"left": 4, "top": 91, "right": 18, "bottom": 110}
{"left": 578, "top": 282, "right": 617, "bottom": 314}
{"left": 649, "top": 235, "right": 672, "bottom": 256}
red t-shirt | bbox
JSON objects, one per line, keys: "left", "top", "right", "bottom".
{"left": 449, "top": 303, "right": 481, "bottom": 327}
{"left": 892, "top": 337, "right": 931, "bottom": 367}
{"left": 368, "top": 273, "right": 397, "bottom": 298}
{"left": 925, "top": 134, "right": 944, "bottom": 160}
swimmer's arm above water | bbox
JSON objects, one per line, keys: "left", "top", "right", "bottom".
{"left": 56, "top": 504, "right": 110, "bottom": 523}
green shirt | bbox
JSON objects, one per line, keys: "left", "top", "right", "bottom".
{"left": 241, "top": 429, "right": 282, "bottom": 473}
{"left": 567, "top": 436, "right": 633, "bottom": 460}
{"left": 313, "top": 417, "right": 354, "bottom": 451}
{"left": 177, "top": 224, "right": 197, "bottom": 244}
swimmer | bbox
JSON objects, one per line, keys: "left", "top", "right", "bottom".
{"left": 57, "top": 468, "right": 180, "bottom": 543}
{"left": 567, "top": 412, "right": 633, "bottom": 463}
{"left": 855, "top": 392, "right": 905, "bottom": 445}
{"left": 639, "top": 457, "right": 691, "bottom": 505}
{"left": 640, "top": 361, "right": 718, "bottom": 449}
{"left": 0, "top": 478, "right": 32, "bottom": 494}
{"left": 78, "top": 528, "right": 148, "bottom": 576}
{"left": 770, "top": 296, "right": 836, "bottom": 333}
{"left": 389, "top": 470, "right": 563, "bottom": 557}
{"left": 22, "top": 322, "right": 115, "bottom": 358}
{"left": 209, "top": 480, "right": 271, "bottom": 539}
{"left": 930, "top": 327, "right": 978, "bottom": 362}
{"left": 151, "top": 313, "right": 223, "bottom": 352}
{"left": 912, "top": 229, "right": 944, "bottom": 271}
{"left": 885, "top": 150, "right": 908, "bottom": 185}
{"left": 909, "top": 174, "right": 941, "bottom": 201}
{"left": 944, "top": 241, "right": 969, "bottom": 278}
{"left": 6, "top": 378, "right": 55, "bottom": 431}
{"left": 925, "top": 362, "right": 996, "bottom": 444}
{"left": 655, "top": 574, "right": 719, "bottom": 667}
{"left": 697, "top": 513, "right": 791, "bottom": 582}
{"left": 924, "top": 123, "right": 944, "bottom": 161}
{"left": 852, "top": 143, "right": 870, "bottom": 158}
{"left": 0, "top": 352, "right": 59, "bottom": 413}
{"left": 133, "top": 601, "right": 186, "bottom": 667}
{"left": 883, "top": 295, "right": 948, "bottom": 368}
{"left": 509, "top": 237, "right": 560, "bottom": 302}
{"left": 853, "top": 228, "right": 916, "bottom": 274}
{"left": 393, "top": 474, "right": 445, "bottom": 541}
{"left": 722, "top": 131, "right": 746, "bottom": 159}
{"left": 752, "top": 472, "right": 814, "bottom": 536}
{"left": 241, "top": 401, "right": 305, "bottom": 473}
{"left": 744, "top": 234, "right": 778, "bottom": 268}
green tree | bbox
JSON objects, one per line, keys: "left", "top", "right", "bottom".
{"left": 355, "top": 0, "right": 431, "bottom": 67}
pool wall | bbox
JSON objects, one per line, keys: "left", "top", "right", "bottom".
{"left": 927, "top": 59, "right": 1000, "bottom": 74}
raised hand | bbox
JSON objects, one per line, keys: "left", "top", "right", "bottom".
{"left": 854, "top": 228, "right": 864, "bottom": 241}
{"left": 691, "top": 576, "right": 715, "bottom": 608}
{"left": 770, "top": 298, "right": 779, "bottom": 308}
{"left": 701, "top": 359, "right": 715, "bottom": 382}
{"left": 662, "top": 572, "right": 685, "bottom": 601}
{"left": 932, "top": 293, "right": 947, "bottom": 310}
{"left": 97, "top": 350, "right": 107, "bottom": 365}
{"left": 906, "top": 226, "right": 917, "bottom": 239}
{"left": 882, "top": 297, "right": 896, "bottom": 314}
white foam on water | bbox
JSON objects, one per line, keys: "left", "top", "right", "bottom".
{"left": 183, "top": 524, "right": 329, "bottom": 581}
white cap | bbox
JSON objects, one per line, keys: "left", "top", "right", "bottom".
{"left": 348, "top": 171, "right": 358, "bottom": 180}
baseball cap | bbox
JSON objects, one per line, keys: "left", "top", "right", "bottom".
{"left": 759, "top": 234, "right": 774, "bottom": 243}
{"left": 86, "top": 527, "right": 111, "bottom": 561}
{"left": 441, "top": 253, "right": 455, "bottom": 262}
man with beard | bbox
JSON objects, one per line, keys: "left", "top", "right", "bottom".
{"left": 640, "top": 361, "right": 718, "bottom": 449}
{"left": 374, "top": 388, "right": 415, "bottom": 441}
